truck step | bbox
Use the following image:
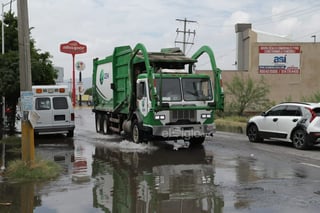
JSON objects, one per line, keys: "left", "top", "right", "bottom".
{"left": 110, "top": 126, "right": 120, "bottom": 133}
{"left": 109, "top": 117, "right": 120, "bottom": 123}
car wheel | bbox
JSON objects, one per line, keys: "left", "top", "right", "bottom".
{"left": 292, "top": 129, "right": 309, "bottom": 150}
{"left": 247, "top": 124, "right": 263, "bottom": 142}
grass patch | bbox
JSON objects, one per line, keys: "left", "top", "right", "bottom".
{"left": 215, "top": 116, "right": 248, "bottom": 134}
{"left": 216, "top": 116, "right": 248, "bottom": 127}
{"left": 5, "top": 158, "right": 61, "bottom": 182}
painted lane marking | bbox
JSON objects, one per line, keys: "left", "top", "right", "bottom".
{"left": 299, "top": 162, "right": 320, "bottom": 169}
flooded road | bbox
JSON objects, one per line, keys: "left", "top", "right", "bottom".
{"left": 1, "top": 107, "right": 320, "bottom": 212}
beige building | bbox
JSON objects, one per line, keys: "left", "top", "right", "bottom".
{"left": 210, "top": 23, "right": 320, "bottom": 105}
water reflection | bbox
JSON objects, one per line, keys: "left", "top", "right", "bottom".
{"left": 92, "top": 146, "right": 224, "bottom": 213}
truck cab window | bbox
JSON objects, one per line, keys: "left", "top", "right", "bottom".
{"left": 137, "top": 82, "right": 146, "bottom": 100}
{"left": 182, "top": 78, "right": 213, "bottom": 101}
{"left": 156, "top": 78, "right": 182, "bottom": 102}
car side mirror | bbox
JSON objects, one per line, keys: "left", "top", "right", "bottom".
{"left": 261, "top": 112, "right": 267, "bottom": 116}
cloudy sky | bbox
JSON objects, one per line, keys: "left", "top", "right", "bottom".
{"left": 5, "top": 0, "right": 320, "bottom": 80}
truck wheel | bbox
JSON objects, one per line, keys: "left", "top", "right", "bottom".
{"left": 189, "top": 136, "right": 205, "bottom": 148}
{"left": 67, "top": 130, "right": 74, "bottom": 137}
{"left": 95, "top": 114, "right": 102, "bottom": 133}
{"left": 102, "top": 115, "right": 110, "bottom": 135}
{"left": 132, "top": 120, "right": 142, "bottom": 143}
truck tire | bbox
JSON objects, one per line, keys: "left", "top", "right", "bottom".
{"left": 189, "top": 136, "right": 205, "bottom": 148}
{"left": 95, "top": 114, "right": 102, "bottom": 133}
{"left": 132, "top": 120, "right": 142, "bottom": 143}
{"left": 67, "top": 130, "right": 74, "bottom": 137}
{"left": 102, "top": 115, "right": 111, "bottom": 135}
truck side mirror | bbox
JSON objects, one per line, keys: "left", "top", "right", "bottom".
{"left": 110, "top": 83, "right": 115, "bottom": 90}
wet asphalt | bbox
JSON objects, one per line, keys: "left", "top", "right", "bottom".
{"left": 0, "top": 107, "right": 320, "bottom": 213}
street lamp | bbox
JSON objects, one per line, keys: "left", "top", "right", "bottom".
{"left": 2, "top": 0, "right": 16, "bottom": 54}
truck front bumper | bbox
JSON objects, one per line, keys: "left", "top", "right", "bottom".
{"left": 151, "top": 124, "right": 215, "bottom": 139}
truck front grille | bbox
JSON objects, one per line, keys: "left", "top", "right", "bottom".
{"left": 171, "top": 110, "right": 196, "bottom": 123}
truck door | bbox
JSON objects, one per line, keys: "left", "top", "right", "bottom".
{"left": 136, "top": 80, "right": 149, "bottom": 116}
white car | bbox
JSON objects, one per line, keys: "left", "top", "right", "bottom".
{"left": 246, "top": 102, "right": 320, "bottom": 149}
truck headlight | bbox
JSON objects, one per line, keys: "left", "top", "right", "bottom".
{"left": 201, "top": 113, "right": 211, "bottom": 119}
{"left": 155, "top": 115, "right": 166, "bottom": 120}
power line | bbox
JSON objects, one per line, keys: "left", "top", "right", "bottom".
{"left": 175, "top": 18, "right": 197, "bottom": 54}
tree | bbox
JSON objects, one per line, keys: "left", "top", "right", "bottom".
{"left": 84, "top": 87, "right": 92, "bottom": 95}
{"left": 0, "top": 11, "right": 57, "bottom": 133}
{"left": 225, "top": 74, "right": 270, "bottom": 116}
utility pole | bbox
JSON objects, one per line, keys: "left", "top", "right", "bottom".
{"left": 17, "top": 0, "right": 34, "bottom": 165}
{"left": 175, "top": 18, "right": 196, "bottom": 54}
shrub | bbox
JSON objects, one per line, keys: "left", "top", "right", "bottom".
{"left": 225, "top": 74, "right": 271, "bottom": 116}
{"left": 5, "top": 158, "right": 61, "bottom": 182}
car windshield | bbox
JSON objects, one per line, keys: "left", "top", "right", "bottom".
{"left": 182, "top": 78, "right": 213, "bottom": 101}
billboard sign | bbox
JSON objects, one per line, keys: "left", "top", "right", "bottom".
{"left": 258, "top": 46, "right": 300, "bottom": 74}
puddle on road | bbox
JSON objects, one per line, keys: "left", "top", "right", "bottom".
{"left": 0, "top": 136, "right": 225, "bottom": 213}
{"left": 1, "top": 136, "right": 319, "bottom": 213}
{"left": 1, "top": 108, "right": 320, "bottom": 212}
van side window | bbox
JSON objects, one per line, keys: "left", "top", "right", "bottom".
{"left": 36, "top": 98, "right": 51, "bottom": 110}
{"left": 53, "top": 97, "right": 68, "bottom": 109}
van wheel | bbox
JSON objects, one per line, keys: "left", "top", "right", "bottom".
{"left": 95, "top": 114, "right": 102, "bottom": 133}
{"left": 67, "top": 130, "right": 74, "bottom": 137}
{"left": 102, "top": 115, "right": 111, "bottom": 135}
{"left": 132, "top": 120, "right": 142, "bottom": 143}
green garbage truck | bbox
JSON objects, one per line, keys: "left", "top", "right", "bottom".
{"left": 92, "top": 43, "right": 224, "bottom": 146}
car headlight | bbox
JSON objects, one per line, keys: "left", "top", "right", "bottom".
{"left": 201, "top": 113, "right": 211, "bottom": 119}
{"left": 155, "top": 115, "right": 166, "bottom": 120}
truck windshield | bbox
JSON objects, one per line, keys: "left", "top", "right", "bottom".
{"left": 156, "top": 78, "right": 213, "bottom": 102}
{"left": 156, "top": 78, "right": 182, "bottom": 102}
{"left": 182, "top": 78, "right": 213, "bottom": 101}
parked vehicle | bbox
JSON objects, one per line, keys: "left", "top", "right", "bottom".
{"left": 246, "top": 102, "right": 320, "bottom": 149}
{"left": 92, "top": 43, "right": 224, "bottom": 146}
{"left": 33, "top": 85, "right": 75, "bottom": 137}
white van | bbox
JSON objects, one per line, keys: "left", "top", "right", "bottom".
{"left": 32, "top": 85, "right": 75, "bottom": 137}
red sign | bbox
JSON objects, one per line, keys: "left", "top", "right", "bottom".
{"left": 60, "top": 40, "right": 87, "bottom": 107}
{"left": 60, "top": 40, "right": 87, "bottom": 55}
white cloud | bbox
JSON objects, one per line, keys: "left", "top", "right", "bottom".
{"left": 3, "top": 0, "right": 320, "bottom": 80}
